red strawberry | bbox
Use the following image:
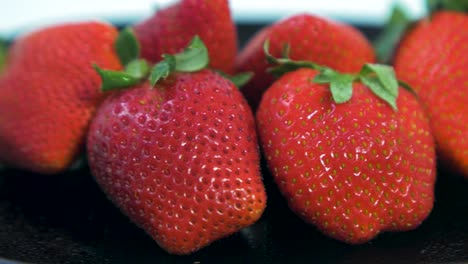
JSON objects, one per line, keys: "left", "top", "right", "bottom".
{"left": 394, "top": 11, "right": 468, "bottom": 177}
{"left": 235, "top": 13, "right": 376, "bottom": 109}
{"left": 133, "top": 0, "right": 237, "bottom": 73}
{"left": 88, "top": 37, "right": 266, "bottom": 254}
{"left": 0, "top": 22, "right": 122, "bottom": 174}
{"left": 256, "top": 49, "right": 436, "bottom": 244}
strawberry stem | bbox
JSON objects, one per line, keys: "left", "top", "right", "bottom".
{"left": 215, "top": 70, "right": 254, "bottom": 89}
{"left": 427, "top": 0, "right": 468, "bottom": 13}
{"left": 94, "top": 63, "right": 145, "bottom": 92}
{"left": 358, "top": 64, "right": 398, "bottom": 110}
{"left": 115, "top": 27, "right": 140, "bottom": 66}
{"left": 373, "top": 5, "right": 411, "bottom": 63}
{"left": 313, "top": 68, "right": 356, "bottom": 104}
{"left": 95, "top": 35, "right": 209, "bottom": 91}
{"left": 264, "top": 41, "right": 401, "bottom": 111}
{"left": 149, "top": 36, "right": 209, "bottom": 85}
{"left": 0, "top": 38, "right": 7, "bottom": 75}
{"left": 264, "top": 40, "right": 323, "bottom": 77}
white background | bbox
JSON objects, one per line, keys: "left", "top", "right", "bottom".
{"left": 0, "top": 0, "right": 426, "bottom": 38}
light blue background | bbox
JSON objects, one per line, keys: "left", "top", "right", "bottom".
{"left": 0, "top": 0, "right": 426, "bottom": 38}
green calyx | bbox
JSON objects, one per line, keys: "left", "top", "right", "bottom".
{"left": 216, "top": 71, "right": 254, "bottom": 89}
{"left": 373, "top": 5, "right": 411, "bottom": 63}
{"left": 94, "top": 29, "right": 209, "bottom": 92}
{"left": 374, "top": 0, "right": 467, "bottom": 64}
{"left": 264, "top": 41, "right": 401, "bottom": 111}
{"left": 149, "top": 36, "right": 209, "bottom": 85}
{"left": 427, "top": 0, "right": 468, "bottom": 13}
{"left": 0, "top": 38, "right": 7, "bottom": 74}
{"left": 115, "top": 28, "right": 140, "bottom": 66}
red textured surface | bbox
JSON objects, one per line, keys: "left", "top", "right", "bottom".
{"left": 87, "top": 70, "right": 266, "bottom": 255}
{"left": 394, "top": 11, "right": 468, "bottom": 177}
{"left": 236, "top": 14, "right": 376, "bottom": 110}
{"left": 133, "top": 0, "right": 237, "bottom": 73}
{"left": 0, "top": 22, "right": 122, "bottom": 174}
{"left": 257, "top": 68, "right": 436, "bottom": 244}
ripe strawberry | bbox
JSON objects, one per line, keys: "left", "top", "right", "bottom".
{"left": 0, "top": 22, "right": 121, "bottom": 174}
{"left": 133, "top": 0, "right": 237, "bottom": 73}
{"left": 394, "top": 11, "right": 468, "bottom": 177}
{"left": 235, "top": 13, "right": 376, "bottom": 109}
{"left": 88, "top": 37, "right": 266, "bottom": 254}
{"left": 256, "top": 48, "right": 436, "bottom": 244}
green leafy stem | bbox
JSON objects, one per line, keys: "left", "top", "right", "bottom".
{"left": 95, "top": 28, "right": 209, "bottom": 91}
{"left": 427, "top": 0, "right": 468, "bottom": 13}
{"left": 264, "top": 40, "right": 407, "bottom": 111}
{"left": 0, "top": 38, "right": 7, "bottom": 75}
{"left": 95, "top": 28, "right": 252, "bottom": 91}
{"left": 373, "top": 5, "right": 411, "bottom": 63}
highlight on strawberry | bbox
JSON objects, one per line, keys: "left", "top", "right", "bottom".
{"left": 88, "top": 32, "right": 267, "bottom": 255}
{"left": 256, "top": 41, "right": 436, "bottom": 244}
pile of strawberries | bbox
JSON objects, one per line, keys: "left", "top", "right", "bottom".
{"left": 0, "top": 0, "right": 466, "bottom": 255}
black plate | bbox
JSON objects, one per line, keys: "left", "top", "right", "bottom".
{"left": 1, "top": 163, "right": 467, "bottom": 264}
{"left": 0, "top": 24, "right": 467, "bottom": 264}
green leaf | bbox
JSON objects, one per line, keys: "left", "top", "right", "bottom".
{"left": 373, "top": 5, "right": 411, "bottom": 63}
{"left": 443, "top": 0, "right": 468, "bottom": 12}
{"left": 313, "top": 68, "right": 355, "bottom": 103}
{"left": 360, "top": 75, "right": 397, "bottom": 110}
{"left": 427, "top": 0, "right": 439, "bottom": 13}
{"left": 281, "top": 43, "right": 291, "bottom": 59}
{"left": 173, "top": 35, "right": 209, "bottom": 72}
{"left": 148, "top": 36, "right": 208, "bottom": 86}
{"left": 398, "top": 80, "right": 419, "bottom": 97}
{"left": 94, "top": 64, "right": 142, "bottom": 92}
{"left": 361, "top": 64, "right": 398, "bottom": 97}
{"left": 228, "top": 72, "right": 254, "bottom": 88}
{"left": 268, "top": 61, "right": 315, "bottom": 78}
{"left": 149, "top": 58, "right": 174, "bottom": 86}
{"left": 125, "top": 59, "right": 150, "bottom": 79}
{"left": 263, "top": 40, "right": 324, "bottom": 78}
{"left": 359, "top": 64, "right": 399, "bottom": 110}
{"left": 217, "top": 71, "right": 254, "bottom": 89}
{"left": 427, "top": 0, "right": 468, "bottom": 13}
{"left": 263, "top": 40, "right": 276, "bottom": 64}
{"left": 312, "top": 68, "right": 337, "bottom": 83}
{"left": 0, "top": 38, "right": 7, "bottom": 74}
{"left": 115, "top": 27, "right": 140, "bottom": 66}
{"left": 69, "top": 154, "right": 88, "bottom": 171}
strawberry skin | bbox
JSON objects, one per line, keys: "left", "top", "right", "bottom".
{"left": 257, "top": 68, "right": 436, "bottom": 243}
{"left": 394, "top": 11, "right": 468, "bottom": 177}
{"left": 87, "top": 70, "right": 266, "bottom": 254}
{"left": 0, "top": 22, "right": 121, "bottom": 174}
{"left": 236, "top": 13, "right": 376, "bottom": 109}
{"left": 133, "top": 0, "right": 237, "bottom": 73}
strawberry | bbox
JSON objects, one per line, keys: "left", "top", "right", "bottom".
{"left": 0, "top": 22, "right": 121, "bottom": 174}
{"left": 235, "top": 13, "right": 376, "bottom": 109}
{"left": 133, "top": 0, "right": 237, "bottom": 73}
{"left": 88, "top": 36, "right": 266, "bottom": 254}
{"left": 394, "top": 11, "right": 468, "bottom": 177}
{"left": 256, "top": 46, "right": 436, "bottom": 244}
